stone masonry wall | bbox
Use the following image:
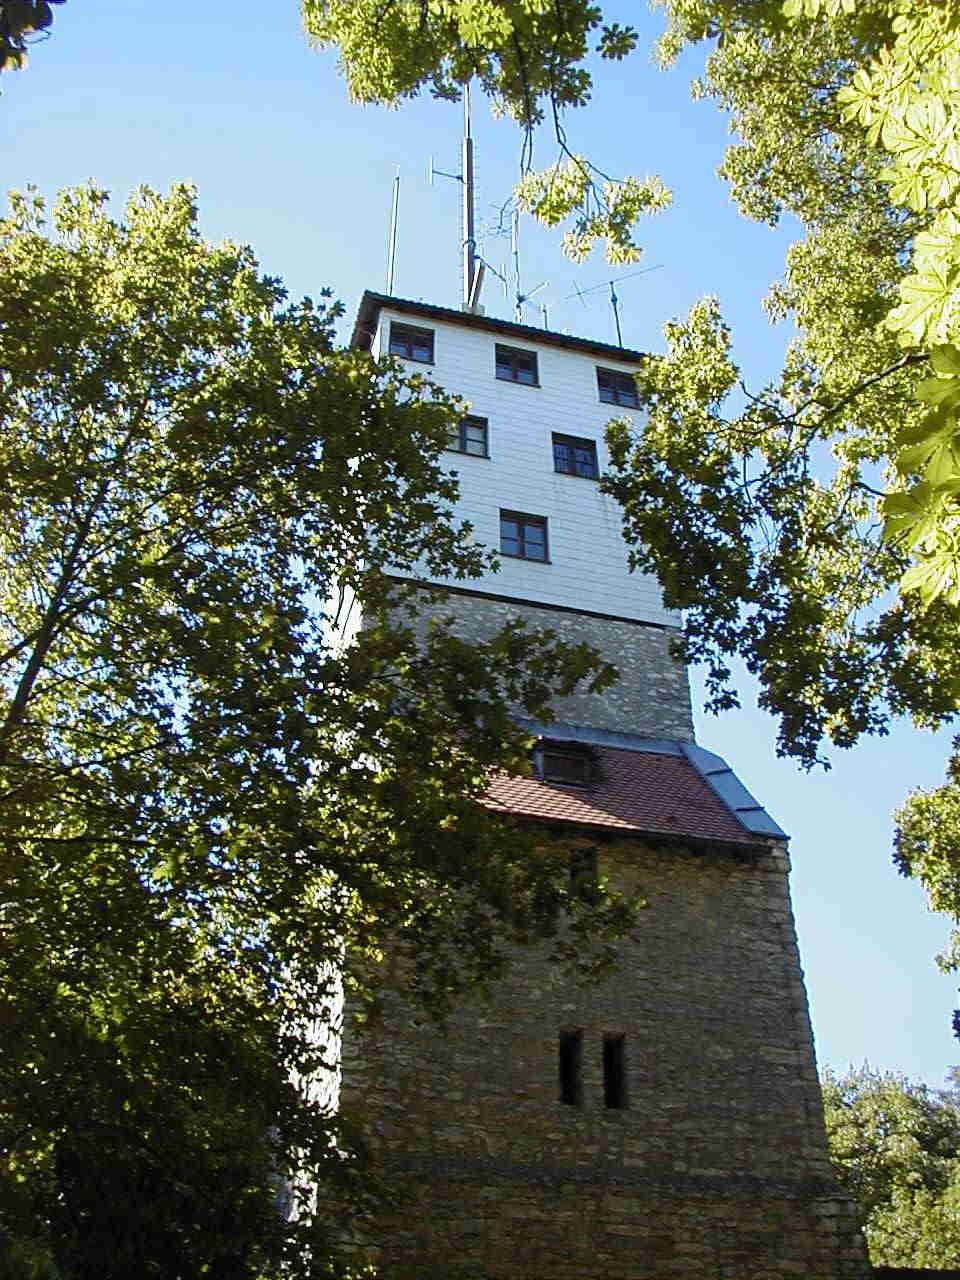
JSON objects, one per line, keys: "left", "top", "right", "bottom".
{"left": 339, "top": 837, "right": 869, "bottom": 1280}
{"left": 397, "top": 585, "right": 695, "bottom": 743}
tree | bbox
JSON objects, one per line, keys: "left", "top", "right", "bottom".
{"left": 0, "top": 182, "right": 631, "bottom": 1276}
{"left": 308, "top": 0, "right": 960, "bottom": 1022}
{"left": 822, "top": 1066, "right": 960, "bottom": 1267}
{"left": 1, "top": 1, "right": 65, "bottom": 73}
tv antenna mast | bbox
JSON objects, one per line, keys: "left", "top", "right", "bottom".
{"left": 428, "top": 82, "right": 484, "bottom": 312}
{"left": 561, "top": 265, "right": 663, "bottom": 346}
{"left": 510, "top": 208, "right": 547, "bottom": 324}
{"left": 385, "top": 167, "right": 400, "bottom": 295}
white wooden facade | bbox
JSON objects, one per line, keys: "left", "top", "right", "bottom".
{"left": 367, "top": 303, "right": 678, "bottom": 628}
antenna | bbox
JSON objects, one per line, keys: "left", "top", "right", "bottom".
{"left": 609, "top": 280, "right": 623, "bottom": 347}
{"left": 462, "top": 83, "right": 479, "bottom": 311}
{"left": 427, "top": 85, "right": 483, "bottom": 312}
{"left": 386, "top": 168, "right": 400, "bottom": 295}
{"left": 509, "top": 209, "right": 547, "bottom": 323}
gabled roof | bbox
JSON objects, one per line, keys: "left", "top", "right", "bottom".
{"left": 351, "top": 291, "right": 647, "bottom": 365}
{"left": 483, "top": 730, "right": 785, "bottom": 851}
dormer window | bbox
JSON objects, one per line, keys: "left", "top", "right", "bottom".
{"left": 597, "top": 366, "right": 638, "bottom": 408}
{"left": 537, "top": 744, "right": 594, "bottom": 787}
{"left": 389, "top": 322, "right": 434, "bottom": 363}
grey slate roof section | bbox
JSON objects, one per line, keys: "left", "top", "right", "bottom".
{"left": 680, "top": 743, "right": 788, "bottom": 840}
{"left": 516, "top": 720, "right": 788, "bottom": 841}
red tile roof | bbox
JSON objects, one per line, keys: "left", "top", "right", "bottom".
{"left": 484, "top": 744, "right": 765, "bottom": 848}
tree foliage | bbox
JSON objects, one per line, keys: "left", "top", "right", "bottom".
{"left": 0, "top": 182, "right": 630, "bottom": 1277}
{"left": 823, "top": 1066, "right": 960, "bottom": 1267}
{"left": 0, "top": 0, "right": 64, "bottom": 73}
{"left": 302, "top": 0, "right": 670, "bottom": 263}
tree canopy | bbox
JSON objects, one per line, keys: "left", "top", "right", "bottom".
{"left": 0, "top": 0, "right": 64, "bottom": 73}
{"left": 0, "top": 182, "right": 630, "bottom": 1277}
{"left": 311, "top": 0, "right": 960, "bottom": 1020}
{"left": 823, "top": 1066, "right": 960, "bottom": 1267}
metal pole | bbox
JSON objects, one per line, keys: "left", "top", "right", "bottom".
{"left": 386, "top": 168, "right": 400, "bottom": 295}
{"left": 610, "top": 281, "right": 623, "bottom": 347}
{"left": 462, "top": 84, "right": 477, "bottom": 307}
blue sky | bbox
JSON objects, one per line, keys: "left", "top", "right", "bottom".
{"left": 5, "top": 0, "right": 957, "bottom": 1086}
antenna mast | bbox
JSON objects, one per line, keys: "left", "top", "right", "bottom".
{"left": 462, "top": 84, "right": 480, "bottom": 310}
{"left": 386, "top": 168, "right": 400, "bottom": 295}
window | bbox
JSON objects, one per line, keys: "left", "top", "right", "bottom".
{"left": 495, "top": 343, "right": 538, "bottom": 385}
{"left": 447, "top": 415, "right": 488, "bottom": 457}
{"left": 597, "top": 367, "right": 639, "bottom": 408}
{"left": 500, "top": 511, "right": 548, "bottom": 562}
{"left": 603, "top": 1034, "right": 627, "bottom": 1109}
{"left": 389, "top": 322, "right": 434, "bottom": 363}
{"left": 542, "top": 750, "right": 592, "bottom": 786}
{"left": 553, "top": 433, "right": 598, "bottom": 480}
{"left": 559, "top": 1029, "right": 583, "bottom": 1106}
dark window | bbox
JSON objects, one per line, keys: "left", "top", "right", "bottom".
{"left": 559, "top": 1029, "right": 583, "bottom": 1106}
{"left": 597, "top": 367, "right": 638, "bottom": 408}
{"left": 495, "top": 344, "right": 538, "bottom": 385}
{"left": 389, "top": 322, "right": 434, "bottom": 363}
{"left": 603, "top": 1034, "right": 627, "bottom": 1109}
{"left": 553, "top": 433, "right": 599, "bottom": 480}
{"left": 543, "top": 750, "right": 592, "bottom": 786}
{"left": 447, "top": 415, "right": 488, "bottom": 457}
{"left": 500, "top": 511, "right": 548, "bottom": 562}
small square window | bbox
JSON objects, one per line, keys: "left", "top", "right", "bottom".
{"left": 447, "top": 415, "right": 488, "bottom": 457}
{"left": 553, "top": 433, "right": 598, "bottom": 480}
{"left": 597, "top": 367, "right": 638, "bottom": 408}
{"left": 500, "top": 511, "right": 548, "bottom": 562}
{"left": 495, "top": 344, "right": 538, "bottom": 386}
{"left": 389, "top": 322, "right": 434, "bottom": 363}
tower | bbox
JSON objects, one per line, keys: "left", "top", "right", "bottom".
{"left": 340, "top": 291, "right": 869, "bottom": 1280}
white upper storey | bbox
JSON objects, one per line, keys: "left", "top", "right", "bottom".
{"left": 352, "top": 294, "right": 679, "bottom": 630}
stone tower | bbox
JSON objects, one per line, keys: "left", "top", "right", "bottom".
{"left": 341, "top": 292, "right": 868, "bottom": 1280}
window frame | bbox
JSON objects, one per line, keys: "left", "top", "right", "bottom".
{"left": 446, "top": 414, "right": 489, "bottom": 458}
{"left": 495, "top": 343, "right": 539, "bottom": 386}
{"left": 388, "top": 322, "right": 435, "bottom": 364}
{"left": 597, "top": 366, "right": 639, "bottom": 409}
{"left": 552, "top": 433, "right": 599, "bottom": 480}
{"left": 499, "top": 510, "right": 549, "bottom": 563}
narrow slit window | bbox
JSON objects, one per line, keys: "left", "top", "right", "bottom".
{"left": 559, "top": 1029, "right": 583, "bottom": 1106}
{"left": 603, "top": 1034, "right": 627, "bottom": 1109}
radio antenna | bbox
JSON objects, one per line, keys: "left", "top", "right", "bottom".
{"left": 609, "top": 280, "right": 623, "bottom": 347}
{"left": 386, "top": 168, "right": 400, "bottom": 295}
{"left": 427, "top": 84, "right": 483, "bottom": 311}
{"left": 510, "top": 209, "right": 547, "bottom": 323}
{"left": 462, "top": 83, "right": 479, "bottom": 310}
